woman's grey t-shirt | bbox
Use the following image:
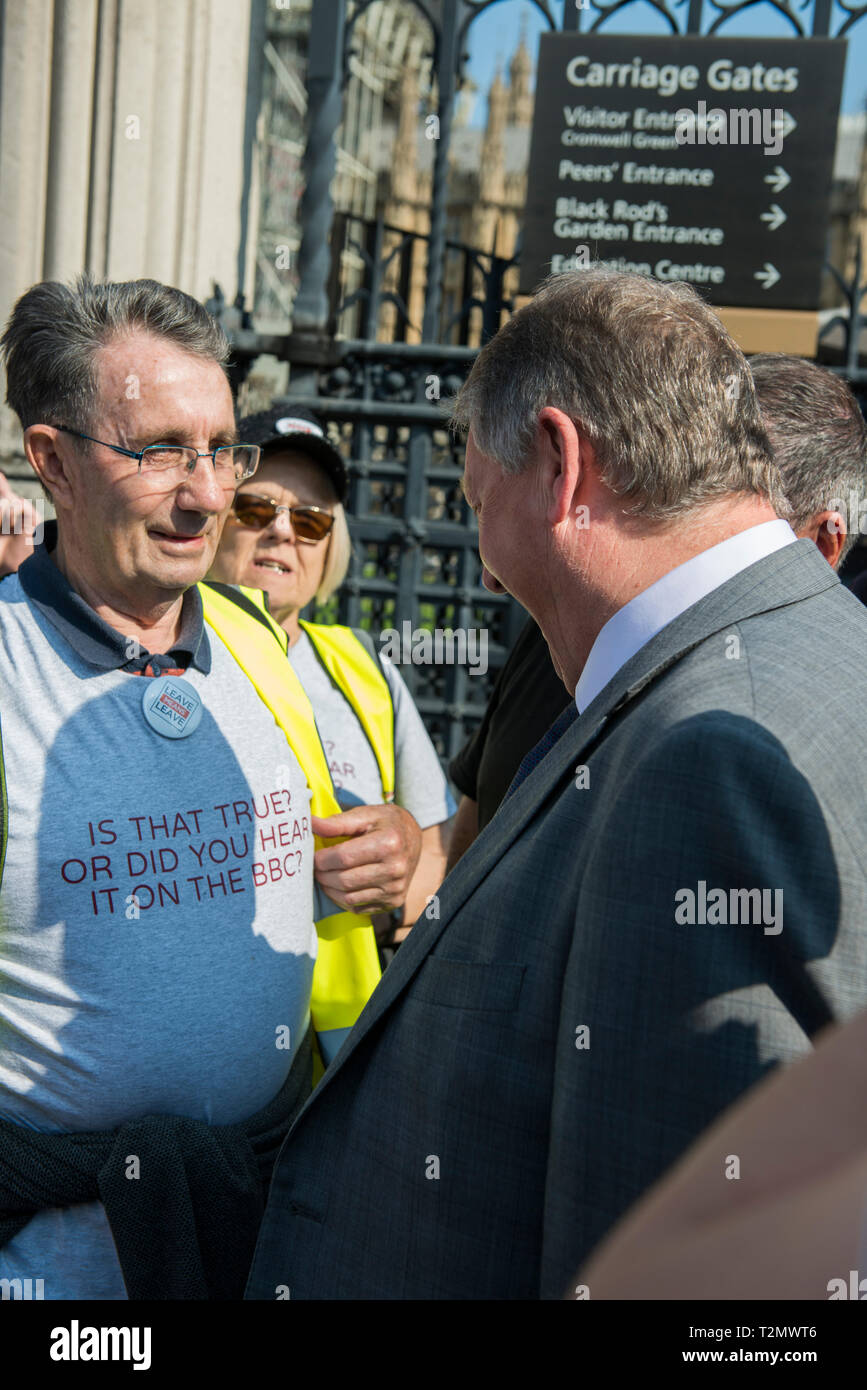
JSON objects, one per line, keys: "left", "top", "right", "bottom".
{"left": 288, "top": 632, "right": 455, "bottom": 827}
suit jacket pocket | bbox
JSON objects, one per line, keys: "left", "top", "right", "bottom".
{"left": 412, "top": 956, "right": 525, "bottom": 1012}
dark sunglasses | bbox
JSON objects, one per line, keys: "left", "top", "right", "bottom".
{"left": 231, "top": 493, "right": 335, "bottom": 543}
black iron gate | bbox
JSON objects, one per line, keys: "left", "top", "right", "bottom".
{"left": 213, "top": 0, "right": 867, "bottom": 764}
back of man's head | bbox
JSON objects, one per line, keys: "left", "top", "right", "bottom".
{"left": 451, "top": 265, "right": 787, "bottom": 520}
{"left": 1, "top": 274, "right": 230, "bottom": 435}
{"left": 749, "top": 353, "right": 867, "bottom": 566}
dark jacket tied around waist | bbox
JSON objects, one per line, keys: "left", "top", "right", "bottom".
{"left": 0, "top": 1026, "right": 312, "bottom": 1300}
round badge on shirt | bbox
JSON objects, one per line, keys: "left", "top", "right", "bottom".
{"left": 141, "top": 674, "right": 204, "bottom": 739}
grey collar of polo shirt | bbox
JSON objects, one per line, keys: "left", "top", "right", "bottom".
{"left": 15, "top": 520, "right": 211, "bottom": 675}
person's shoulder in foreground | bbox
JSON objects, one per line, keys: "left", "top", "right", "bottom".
{"left": 578, "top": 1007, "right": 867, "bottom": 1299}
{"left": 244, "top": 264, "right": 867, "bottom": 1302}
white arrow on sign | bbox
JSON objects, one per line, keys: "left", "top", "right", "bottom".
{"left": 764, "top": 167, "right": 791, "bottom": 194}
{"left": 760, "top": 204, "right": 787, "bottom": 231}
{"left": 754, "top": 263, "right": 781, "bottom": 291}
{"left": 771, "top": 111, "right": 798, "bottom": 141}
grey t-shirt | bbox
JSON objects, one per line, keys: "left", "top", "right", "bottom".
{"left": 0, "top": 575, "right": 317, "bottom": 1300}
{"left": 288, "top": 631, "right": 455, "bottom": 827}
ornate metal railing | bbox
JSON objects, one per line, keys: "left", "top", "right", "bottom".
{"left": 326, "top": 212, "right": 519, "bottom": 346}
{"left": 211, "top": 0, "right": 867, "bottom": 764}
{"left": 220, "top": 321, "right": 526, "bottom": 763}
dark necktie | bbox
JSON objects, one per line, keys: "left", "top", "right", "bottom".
{"left": 504, "top": 701, "right": 580, "bottom": 799}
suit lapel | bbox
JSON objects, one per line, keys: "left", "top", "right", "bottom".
{"left": 304, "top": 540, "right": 838, "bottom": 1101}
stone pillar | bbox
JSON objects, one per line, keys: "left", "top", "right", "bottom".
{"left": 87, "top": 0, "right": 120, "bottom": 279}
{"left": 0, "top": 0, "right": 256, "bottom": 476}
{"left": 143, "top": 0, "right": 190, "bottom": 285}
{"left": 171, "top": 0, "right": 252, "bottom": 299}
{"left": 0, "top": 0, "right": 54, "bottom": 472}
{"left": 43, "top": 0, "right": 99, "bottom": 281}
{"left": 105, "top": 0, "right": 160, "bottom": 280}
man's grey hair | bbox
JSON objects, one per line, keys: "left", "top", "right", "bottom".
{"left": 750, "top": 353, "right": 867, "bottom": 564}
{"left": 450, "top": 265, "right": 787, "bottom": 520}
{"left": 1, "top": 274, "right": 230, "bottom": 432}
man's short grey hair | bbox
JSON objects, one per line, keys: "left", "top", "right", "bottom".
{"left": 750, "top": 353, "right": 867, "bottom": 565}
{"left": 450, "top": 265, "right": 787, "bottom": 520}
{"left": 1, "top": 274, "right": 230, "bottom": 432}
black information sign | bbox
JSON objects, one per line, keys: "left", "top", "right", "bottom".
{"left": 520, "top": 35, "right": 846, "bottom": 309}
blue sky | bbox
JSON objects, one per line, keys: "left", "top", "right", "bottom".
{"left": 463, "top": 0, "right": 867, "bottom": 121}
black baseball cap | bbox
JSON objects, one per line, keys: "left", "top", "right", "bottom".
{"left": 238, "top": 404, "right": 348, "bottom": 503}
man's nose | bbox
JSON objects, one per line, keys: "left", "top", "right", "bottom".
{"left": 482, "top": 565, "right": 506, "bottom": 595}
{"left": 176, "top": 456, "right": 230, "bottom": 513}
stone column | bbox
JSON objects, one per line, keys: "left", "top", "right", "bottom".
{"left": 43, "top": 0, "right": 99, "bottom": 281}
{"left": 0, "top": 0, "right": 54, "bottom": 474}
{"left": 143, "top": 0, "right": 190, "bottom": 285}
{"left": 105, "top": 0, "right": 159, "bottom": 279}
{"left": 0, "top": 0, "right": 256, "bottom": 476}
{"left": 87, "top": 0, "right": 120, "bottom": 279}
{"left": 185, "top": 0, "right": 255, "bottom": 301}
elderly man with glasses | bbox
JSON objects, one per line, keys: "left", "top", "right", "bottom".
{"left": 0, "top": 275, "right": 420, "bottom": 1300}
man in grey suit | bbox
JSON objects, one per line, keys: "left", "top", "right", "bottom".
{"left": 245, "top": 267, "right": 867, "bottom": 1300}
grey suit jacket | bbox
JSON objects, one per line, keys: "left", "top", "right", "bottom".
{"left": 246, "top": 540, "right": 867, "bottom": 1300}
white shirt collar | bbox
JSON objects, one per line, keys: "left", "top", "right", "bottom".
{"left": 574, "top": 519, "right": 799, "bottom": 714}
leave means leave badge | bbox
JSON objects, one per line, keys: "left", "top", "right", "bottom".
{"left": 141, "top": 674, "right": 204, "bottom": 740}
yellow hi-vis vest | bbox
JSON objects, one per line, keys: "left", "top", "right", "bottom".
{"left": 198, "top": 581, "right": 395, "bottom": 1081}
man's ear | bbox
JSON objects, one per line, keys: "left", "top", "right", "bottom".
{"left": 800, "top": 510, "right": 846, "bottom": 570}
{"left": 24, "top": 426, "right": 76, "bottom": 509}
{"left": 538, "top": 407, "right": 585, "bottom": 527}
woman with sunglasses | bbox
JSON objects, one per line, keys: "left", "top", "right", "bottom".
{"left": 209, "top": 406, "right": 455, "bottom": 962}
